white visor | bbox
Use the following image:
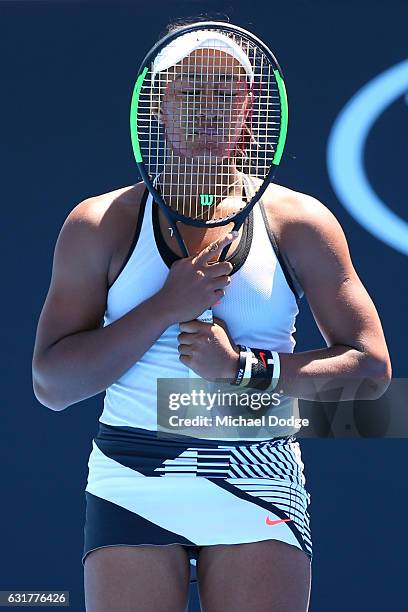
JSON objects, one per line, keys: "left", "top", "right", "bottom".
{"left": 151, "top": 30, "right": 254, "bottom": 86}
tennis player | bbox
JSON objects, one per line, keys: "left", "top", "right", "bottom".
{"left": 32, "top": 19, "right": 391, "bottom": 612}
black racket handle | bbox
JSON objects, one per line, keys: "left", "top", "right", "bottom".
{"left": 219, "top": 219, "right": 244, "bottom": 261}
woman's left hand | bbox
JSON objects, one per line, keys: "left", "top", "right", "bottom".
{"left": 178, "top": 317, "right": 239, "bottom": 381}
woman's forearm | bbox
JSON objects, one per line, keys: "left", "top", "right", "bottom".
{"left": 277, "top": 345, "right": 391, "bottom": 401}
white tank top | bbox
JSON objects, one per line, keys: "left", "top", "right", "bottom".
{"left": 99, "top": 181, "right": 304, "bottom": 439}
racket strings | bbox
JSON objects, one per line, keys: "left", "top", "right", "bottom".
{"left": 154, "top": 172, "right": 249, "bottom": 222}
{"left": 138, "top": 28, "right": 281, "bottom": 224}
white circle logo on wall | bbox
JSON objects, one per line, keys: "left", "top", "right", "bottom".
{"left": 327, "top": 59, "right": 408, "bottom": 256}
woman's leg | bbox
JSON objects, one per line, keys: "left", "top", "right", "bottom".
{"left": 84, "top": 544, "right": 191, "bottom": 612}
{"left": 196, "top": 540, "right": 311, "bottom": 612}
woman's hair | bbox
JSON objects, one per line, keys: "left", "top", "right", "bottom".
{"left": 160, "top": 14, "right": 231, "bottom": 38}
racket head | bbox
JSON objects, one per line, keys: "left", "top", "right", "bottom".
{"left": 130, "top": 21, "right": 288, "bottom": 229}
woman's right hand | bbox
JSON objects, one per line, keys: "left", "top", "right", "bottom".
{"left": 157, "top": 231, "right": 237, "bottom": 324}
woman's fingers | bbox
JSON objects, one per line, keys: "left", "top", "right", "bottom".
{"left": 194, "top": 231, "right": 238, "bottom": 266}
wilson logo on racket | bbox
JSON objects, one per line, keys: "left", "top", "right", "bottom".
{"left": 265, "top": 516, "right": 292, "bottom": 526}
{"left": 200, "top": 194, "right": 214, "bottom": 206}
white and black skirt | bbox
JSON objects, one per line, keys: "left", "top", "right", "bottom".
{"left": 83, "top": 423, "right": 312, "bottom": 581}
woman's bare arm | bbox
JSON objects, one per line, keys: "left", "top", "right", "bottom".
{"left": 32, "top": 193, "right": 235, "bottom": 411}
{"left": 274, "top": 192, "right": 392, "bottom": 400}
{"left": 32, "top": 197, "right": 172, "bottom": 411}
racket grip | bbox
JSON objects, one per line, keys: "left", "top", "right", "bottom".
{"left": 188, "top": 308, "right": 213, "bottom": 378}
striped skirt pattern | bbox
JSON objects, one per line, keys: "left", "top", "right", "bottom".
{"left": 83, "top": 423, "right": 312, "bottom": 579}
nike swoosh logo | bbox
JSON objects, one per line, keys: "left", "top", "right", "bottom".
{"left": 259, "top": 351, "right": 266, "bottom": 368}
{"left": 265, "top": 516, "right": 292, "bottom": 526}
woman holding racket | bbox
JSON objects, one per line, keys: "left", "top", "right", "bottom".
{"left": 32, "top": 20, "right": 391, "bottom": 612}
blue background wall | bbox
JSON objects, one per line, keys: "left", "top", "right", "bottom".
{"left": 1, "top": 0, "right": 407, "bottom": 610}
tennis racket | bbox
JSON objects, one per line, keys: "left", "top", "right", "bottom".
{"left": 130, "top": 21, "right": 288, "bottom": 378}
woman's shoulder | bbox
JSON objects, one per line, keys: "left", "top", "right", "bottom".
{"left": 57, "top": 182, "right": 147, "bottom": 285}
{"left": 263, "top": 182, "right": 329, "bottom": 216}
{"left": 70, "top": 181, "right": 146, "bottom": 223}
{"left": 262, "top": 182, "right": 342, "bottom": 239}
{"left": 260, "top": 182, "right": 347, "bottom": 287}
{"left": 63, "top": 182, "right": 146, "bottom": 245}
